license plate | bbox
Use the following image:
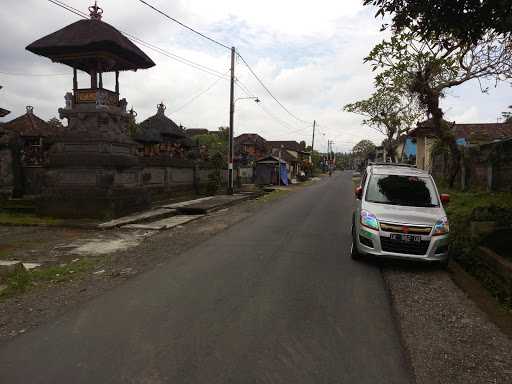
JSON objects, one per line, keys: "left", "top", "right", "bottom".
{"left": 390, "top": 234, "right": 421, "bottom": 242}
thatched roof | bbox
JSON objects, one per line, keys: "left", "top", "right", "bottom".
{"left": 26, "top": 17, "right": 155, "bottom": 72}
{"left": 0, "top": 108, "right": 10, "bottom": 118}
{"left": 134, "top": 103, "right": 190, "bottom": 144}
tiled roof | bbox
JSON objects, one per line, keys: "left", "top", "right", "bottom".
{"left": 266, "top": 140, "right": 305, "bottom": 152}
{"left": 411, "top": 119, "right": 512, "bottom": 143}
{"left": 234, "top": 133, "right": 267, "bottom": 150}
{"left": 185, "top": 128, "right": 209, "bottom": 136}
{"left": 2, "top": 107, "right": 60, "bottom": 137}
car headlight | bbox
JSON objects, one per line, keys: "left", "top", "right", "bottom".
{"left": 361, "top": 210, "right": 379, "bottom": 230}
{"left": 432, "top": 217, "right": 449, "bottom": 236}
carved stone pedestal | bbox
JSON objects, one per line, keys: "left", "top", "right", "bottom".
{"left": 37, "top": 103, "right": 149, "bottom": 219}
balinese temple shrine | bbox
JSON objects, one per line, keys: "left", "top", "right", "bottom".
{"left": 0, "top": 86, "right": 10, "bottom": 118}
{"left": 134, "top": 102, "right": 193, "bottom": 158}
{"left": 26, "top": 2, "right": 155, "bottom": 218}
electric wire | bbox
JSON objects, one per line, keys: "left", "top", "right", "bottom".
{"left": 134, "top": 0, "right": 312, "bottom": 128}
{"left": 236, "top": 52, "right": 312, "bottom": 126}
{"left": 136, "top": 0, "right": 231, "bottom": 51}
{"left": 169, "top": 73, "right": 227, "bottom": 114}
{"left": 47, "top": 0, "right": 230, "bottom": 80}
{"left": 0, "top": 70, "right": 68, "bottom": 77}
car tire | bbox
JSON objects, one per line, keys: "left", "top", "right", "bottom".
{"left": 351, "top": 226, "right": 362, "bottom": 261}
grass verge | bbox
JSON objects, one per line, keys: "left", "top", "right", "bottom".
{"left": 256, "top": 189, "right": 292, "bottom": 204}
{"left": 0, "top": 212, "right": 64, "bottom": 226}
{"left": 0, "top": 259, "right": 96, "bottom": 299}
{"left": 442, "top": 190, "right": 512, "bottom": 310}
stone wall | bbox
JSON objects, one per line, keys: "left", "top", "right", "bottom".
{"left": 432, "top": 138, "right": 512, "bottom": 191}
{"left": 0, "top": 148, "right": 13, "bottom": 198}
{"left": 139, "top": 157, "right": 217, "bottom": 199}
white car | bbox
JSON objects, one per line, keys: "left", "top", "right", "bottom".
{"left": 352, "top": 163, "right": 450, "bottom": 266}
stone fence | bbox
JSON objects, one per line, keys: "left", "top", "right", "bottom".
{"left": 431, "top": 138, "right": 512, "bottom": 191}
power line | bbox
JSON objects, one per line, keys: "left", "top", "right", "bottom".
{"left": 47, "top": 0, "right": 229, "bottom": 80}
{"left": 0, "top": 70, "right": 68, "bottom": 77}
{"left": 48, "top": 0, "right": 88, "bottom": 18}
{"left": 236, "top": 52, "right": 312, "bottom": 126}
{"left": 169, "top": 74, "right": 227, "bottom": 114}
{"left": 136, "top": 0, "right": 231, "bottom": 51}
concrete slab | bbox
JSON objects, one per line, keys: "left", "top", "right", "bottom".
{"left": 122, "top": 215, "right": 205, "bottom": 231}
{"left": 98, "top": 208, "right": 176, "bottom": 229}
{"left": 173, "top": 194, "right": 251, "bottom": 214}
{"left": 160, "top": 196, "right": 215, "bottom": 210}
{"left": 0, "top": 260, "right": 24, "bottom": 277}
{"left": 22, "top": 263, "right": 41, "bottom": 271}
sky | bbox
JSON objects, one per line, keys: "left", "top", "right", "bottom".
{"left": 0, "top": 0, "right": 510, "bottom": 153}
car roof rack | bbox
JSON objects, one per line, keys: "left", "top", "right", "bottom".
{"left": 367, "top": 162, "right": 416, "bottom": 168}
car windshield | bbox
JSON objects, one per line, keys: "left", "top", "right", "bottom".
{"left": 365, "top": 174, "right": 439, "bottom": 207}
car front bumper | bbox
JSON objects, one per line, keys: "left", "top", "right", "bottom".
{"left": 355, "top": 225, "right": 449, "bottom": 262}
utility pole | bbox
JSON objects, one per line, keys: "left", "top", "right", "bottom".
{"left": 227, "top": 46, "right": 235, "bottom": 195}
{"left": 311, "top": 120, "right": 316, "bottom": 175}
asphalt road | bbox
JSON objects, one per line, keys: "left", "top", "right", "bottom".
{"left": 0, "top": 172, "right": 412, "bottom": 383}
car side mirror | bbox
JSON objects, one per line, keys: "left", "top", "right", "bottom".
{"left": 355, "top": 186, "right": 363, "bottom": 200}
{"left": 440, "top": 194, "right": 450, "bottom": 204}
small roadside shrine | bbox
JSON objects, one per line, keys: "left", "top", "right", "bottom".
{"left": 134, "top": 102, "right": 192, "bottom": 158}
{"left": 254, "top": 156, "right": 289, "bottom": 186}
{"left": 25, "top": 2, "right": 156, "bottom": 218}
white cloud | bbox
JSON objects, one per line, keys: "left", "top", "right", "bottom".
{"left": 0, "top": 0, "right": 510, "bottom": 154}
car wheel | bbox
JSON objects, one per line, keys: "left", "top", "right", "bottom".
{"left": 351, "top": 227, "right": 362, "bottom": 261}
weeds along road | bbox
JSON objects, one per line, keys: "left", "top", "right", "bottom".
{"left": 0, "top": 172, "right": 412, "bottom": 384}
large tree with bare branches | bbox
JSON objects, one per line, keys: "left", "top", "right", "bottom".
{"left": 365, "top": 31, "right": 512, "bottom": 184}
{"left": 344, "top": 82, "right": 423, "bottom": 162}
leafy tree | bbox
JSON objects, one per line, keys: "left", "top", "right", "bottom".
{"left": 195, "top": 127, "right": 228, "bottom": 160}
{"left": 502, "top": 105, "right": 512, "bottom": 123}
{"left": 47, "top": 117, "right": 64, "bottom": 129}
{"left": 363, "top": 0, "right": 512, "bottom": 45}
{"left": 365, "top": 31, "right": 512, "bottom": 184}
{"left": 352, "top": 140, "right": 376, "bottom": 159}
{"left": 344, "top": 84, "right": 422, "bottom": 162}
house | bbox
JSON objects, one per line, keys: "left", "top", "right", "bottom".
{"left": 134, "top": 102, "right": 192, "bottom": 158}
{"left": 234, "top": 133, "right": 267, "bottom": 166}
{"left": 1, "top": 106, "right": 62, "bottom": 166}
{"left": 185, "top": 128, "right": 209, "bottom": 137}
{"left": 409, "top": 119, "right": 512, "bottom": 171}
{"left": 266, "top": 140, "right": 308, "bottom": 180}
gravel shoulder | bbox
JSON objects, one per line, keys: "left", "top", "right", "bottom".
{"left": 382, "top": 263, "right": 512, "bottom": 384}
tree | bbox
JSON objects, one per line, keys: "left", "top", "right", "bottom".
{"left": 352, "top": 140, "right": 376, "bottom": 159}
{"left": 365, "top": 31, "right": 512, "bottom": 185}
{"left": 195, "top": 127, "right": 228, "bottom": 161}
{"left": 344, "top": 84, "right": 423, "bottom": 162}
{"left": 502, "top": 105, "right": 512, "bottom": 123}
{"left": 363, "top": 0, "right": 512, "bottom": 45}
{"left": 47, "top": 117, "right": 64, "bottom": 129}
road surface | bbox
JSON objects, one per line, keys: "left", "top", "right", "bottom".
{"left": 0, "top": 172, "right": 412, "bottom": 383}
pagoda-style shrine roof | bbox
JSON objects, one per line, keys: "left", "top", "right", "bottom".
{"left": 2, "top": 107, "right": 62, "bottom": 138}
{"left": 26, "top": 5, "right": 155, "bottom": 72}
{"left": 0, "top": 108, "right": 10, "bottom": 118}
{"left": 135, "top": 103, "right": 190, "bottom": 144}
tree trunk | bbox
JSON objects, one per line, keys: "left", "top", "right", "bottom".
{"left": 412, "top": 69, "right": 460, "bottom": 186}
